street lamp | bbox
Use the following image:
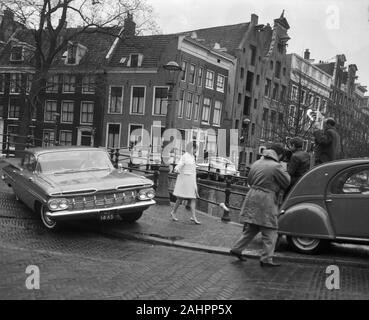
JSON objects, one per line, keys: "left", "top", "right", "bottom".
{"left": 155, "top": 61, "right": 182, "bottom": 206}
{"left": 163, "top": 61, "right": 182, "bottom": 129}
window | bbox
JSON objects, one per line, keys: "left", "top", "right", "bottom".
{"left": 44, "top": 100, "right": 58, "bottom": 122}
{"left": 181, "top": 61, "right": 187, "bottom": 81}
{"left": 194, "top": 95, "right": 200, "bottom": 121}
{"left": 201, "top": 97, "right": 211, "bottom": 124}
{"left": 205, "top": 70, "right": 214, "bottom": 89}
{"left": 261, "top": 108, "right": 269, "bottom": 139}
{"left": 270, "top": 60, "right": 274, "bottom": 70}
{"left": 254, "top": 98, "right": 258, "bottom": 109}
{"left": 272, "top": 83, "right": 279, "bottom": 100}
{"left": 67, "top": 43, "right": 77, "bottom": 65}
{"left": 280, "top": 85, "right": 287, "bottom": 102}
{"left": 315, "top": 96, "right": 321, "bottom": 109}
{"left": 189, "top": 64, "right": 196, "bottom": 84}
{"left": 59, "top": 131, "right": 73, "bottom": 146}
{"left": 250, "top": 45, "right": 257, "bottom": 66}
{"left": 213, "top": 101, "right": 222, "bottom": 126}
{"left": 264, "top": 79, "right": 271, "bottom": 97}
{"left": 216, "top": 75, "right": 225, "bottom": 92}
{"left": 246, "top": 71, "right": 254, "bottom": 92}
{"left": 270, "top": 111, "right": 276, "bottom": 140}
{"left": 240, "top": 68, "right": 244, "bottom": 79}
{"left": 283, "top": 67, "right": 286, "bottom": 76}
{"left": 243, "top": 96, "right": 251, "bottom": 116}
{"left": 46, "top": 75, "right": 59, "bottom": 93}
{"left": 307, "top": 93, "right": 314, "bottom": 107}
{"left": 26, "top": 74, "right": 33, "bottom": 94}
{"left": 80, "top": 101, "right": 94, "bottom": 124}
{"left": 130, "top": 86, "right": 145, "bottom": 115}
{"left": 331, "top": 168, "right": 369, "bottom": 194}
{"left": 321, "top": 99, "right": 327, "bottom": 113}
{"left": 63, "top": 75, "right": 76, "bottom": 93}
{"left": 43, "top": 129, "right": 55, "bottom": 146}
{"left": 8, "top": 99, "right": 20, "bottom": 119}
{"left": 153, "top": 87, "right": 168, "bottom": 116}
{"left": 256, "top": 74, "right": 260, "bottom": 86}
{"left": 275, "top": 61, "right": 281, "bottom": 79}
{"left": 251, "top": 123, "right": 255, "bottom": 135}
{"left": 186, "top": 92, "right": 193, "bottom": 119}
{"left": 0, "top": 73, "right": 5, "bottom": 93}
{"left": 178, "top": 90, "right": 185, "bottom": 118}
{"left": 128, "top": 124, "right": 144, "bottom": 146}
{"left": 61, "top": 101, "right": 74, "bottom": 123}
{"left": 7, "top": 125, "right": 19, "bottom": 149}
{"left": 291, "top": 86, "right": 298, "bottom": 101}
{"left": 10, "top": 74, "right": 21, "bottom": 94}
{"left": 300, "top": 89, "right": 306, "bottom": 104}
{"left": 128, "top": 54, "right": 143, "bottom": 67}
{"left": 197, "top": 67, "right": 203, "bottom": 87}
{"left": 288, "top": 105, "right": 296, "bottom": 127}
{"left": 10, "top": 46, "right": 23, "bottom": 61}
{"left": 82, "top": 75, "right": 95, "bottom": 94}
{"left": 108, "top": 86, "right": 123, "bottom": 114}
{"left": 107, "top": 123, "right": 121, "bottom": 148}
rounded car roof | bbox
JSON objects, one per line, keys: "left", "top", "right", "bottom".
{"left": 287, "top": 158, "right": 369, "bottom": 198}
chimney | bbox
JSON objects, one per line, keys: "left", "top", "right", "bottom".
{"left": 123, "top": 12, "right": 136, "bottom": 37}
{"left": 251, "top": 14, "right": 259, "bottom": 25}
{"left": 304, "top": 49, "right": 310, "bottom": 60}
{"left": 3, "top": 9, "right": 15, "bottom": 22}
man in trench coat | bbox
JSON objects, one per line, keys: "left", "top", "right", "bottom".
{"left": 230, "top": 143, "right": 290, "bottom": 267}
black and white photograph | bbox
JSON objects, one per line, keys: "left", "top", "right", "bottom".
{"left": 0, "top": 0, "right": 369, "bottom": 304}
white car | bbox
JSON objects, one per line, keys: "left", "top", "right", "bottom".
{"left": 197, "top": 157, "right": 239, "bottom": 177}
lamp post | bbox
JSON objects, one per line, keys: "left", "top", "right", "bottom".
{"left": 163, "top": 61, "right": 182, "bottom": 129}
{"left": 53, "top": 112, "right": 61, "bottom": 146}
{"left": 155, "top": 61, "right": 182, "bottom": 206}
{"left": 240, "top": 117, "right": 251, "bottom": 175}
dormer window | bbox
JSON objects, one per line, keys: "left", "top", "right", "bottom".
{"left": 65, "top": 42, "right": 88, "bottom": 65}
{"left": 127, "top": 54, "right": 143, "bottom": 67}
{"left": 10, "top": 46, "right": 23, "bottom": 61}
{"left": 67, "top": 43, "right": 77, "bottom": 64}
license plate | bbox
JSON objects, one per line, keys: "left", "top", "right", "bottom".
{"left": 100, "top": 212, "right": 115, "bottom": 221}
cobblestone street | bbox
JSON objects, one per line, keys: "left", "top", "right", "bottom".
{"left": 1, "top": 203, "right": 369, "bottom": 300}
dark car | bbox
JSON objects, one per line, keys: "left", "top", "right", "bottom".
{"left": 278, "top": 158, "right": 369, "bottom": 254}
{"left": 1, "top": 147, "right": 156, "bottom": 230}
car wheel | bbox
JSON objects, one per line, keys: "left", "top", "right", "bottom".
{"left": 37, "top": 203, "right": 61, "bottom": 231}
{"left": 119, "top": 211, "right": 143, "bottom": 223}
{"left": 286, "top": 236, "right": 326, "bottom": 254}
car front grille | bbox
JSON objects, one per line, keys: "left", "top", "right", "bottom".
{"left": 67, "top": 190, "right": 137, "bottom": 211}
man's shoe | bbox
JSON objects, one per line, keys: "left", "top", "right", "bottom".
{"left": 260, "top": 261, "right": 281, "bottom": 267}
{"left": 230, "top": 250, "right": 247, "bottom": 261}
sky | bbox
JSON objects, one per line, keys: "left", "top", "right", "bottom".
{"left": 148, "top": 0, "right": 369, "bottom": 91}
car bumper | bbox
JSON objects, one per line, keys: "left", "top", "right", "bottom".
{"left": 45, "top": 199, "right": 156, "bottom": 221}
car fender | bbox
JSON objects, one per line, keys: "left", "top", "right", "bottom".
{"left": 278, "top": 203, "right": 335, "bottom": 239}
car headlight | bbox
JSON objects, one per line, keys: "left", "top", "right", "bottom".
{"left": 48, "top": 198, "right": 70, "bottom": 211}
{"left": 137, "top": 188, "right": 155, "bottom": 200}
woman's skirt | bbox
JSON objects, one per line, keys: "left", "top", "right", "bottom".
{"left": 173, "top": 174, "right": 198, "bottom": 199}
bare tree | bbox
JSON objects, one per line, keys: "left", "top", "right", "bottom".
{"left": 2, "top": 0, "right": 159, "bottom": 151}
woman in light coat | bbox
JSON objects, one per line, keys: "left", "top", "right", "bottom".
{"left": 170, "top": 142, "right": 201, "bottom": 224}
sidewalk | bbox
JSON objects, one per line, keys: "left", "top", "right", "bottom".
{"left": 86, "top": 203, "right": 369, "bottom": 268}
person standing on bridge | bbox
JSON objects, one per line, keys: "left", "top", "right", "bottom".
{"left": 170, "top": 141, "right": 201, "bottom": 225}
{"left": 230, "top": 143, "right": 290, "bottom": 267}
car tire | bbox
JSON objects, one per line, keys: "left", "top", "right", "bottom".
{"left": 37, "top": 203, "right": 62, "bottom": 231}
{"left": 119, "top": 211, "right": 143, "bottom": 223}
{"left": 286, "top": 236, "right": 327, "bottom": 254}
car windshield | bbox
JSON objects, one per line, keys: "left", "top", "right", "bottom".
{"left": 37, "top": 150, "right": 113, "bottom": 174}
